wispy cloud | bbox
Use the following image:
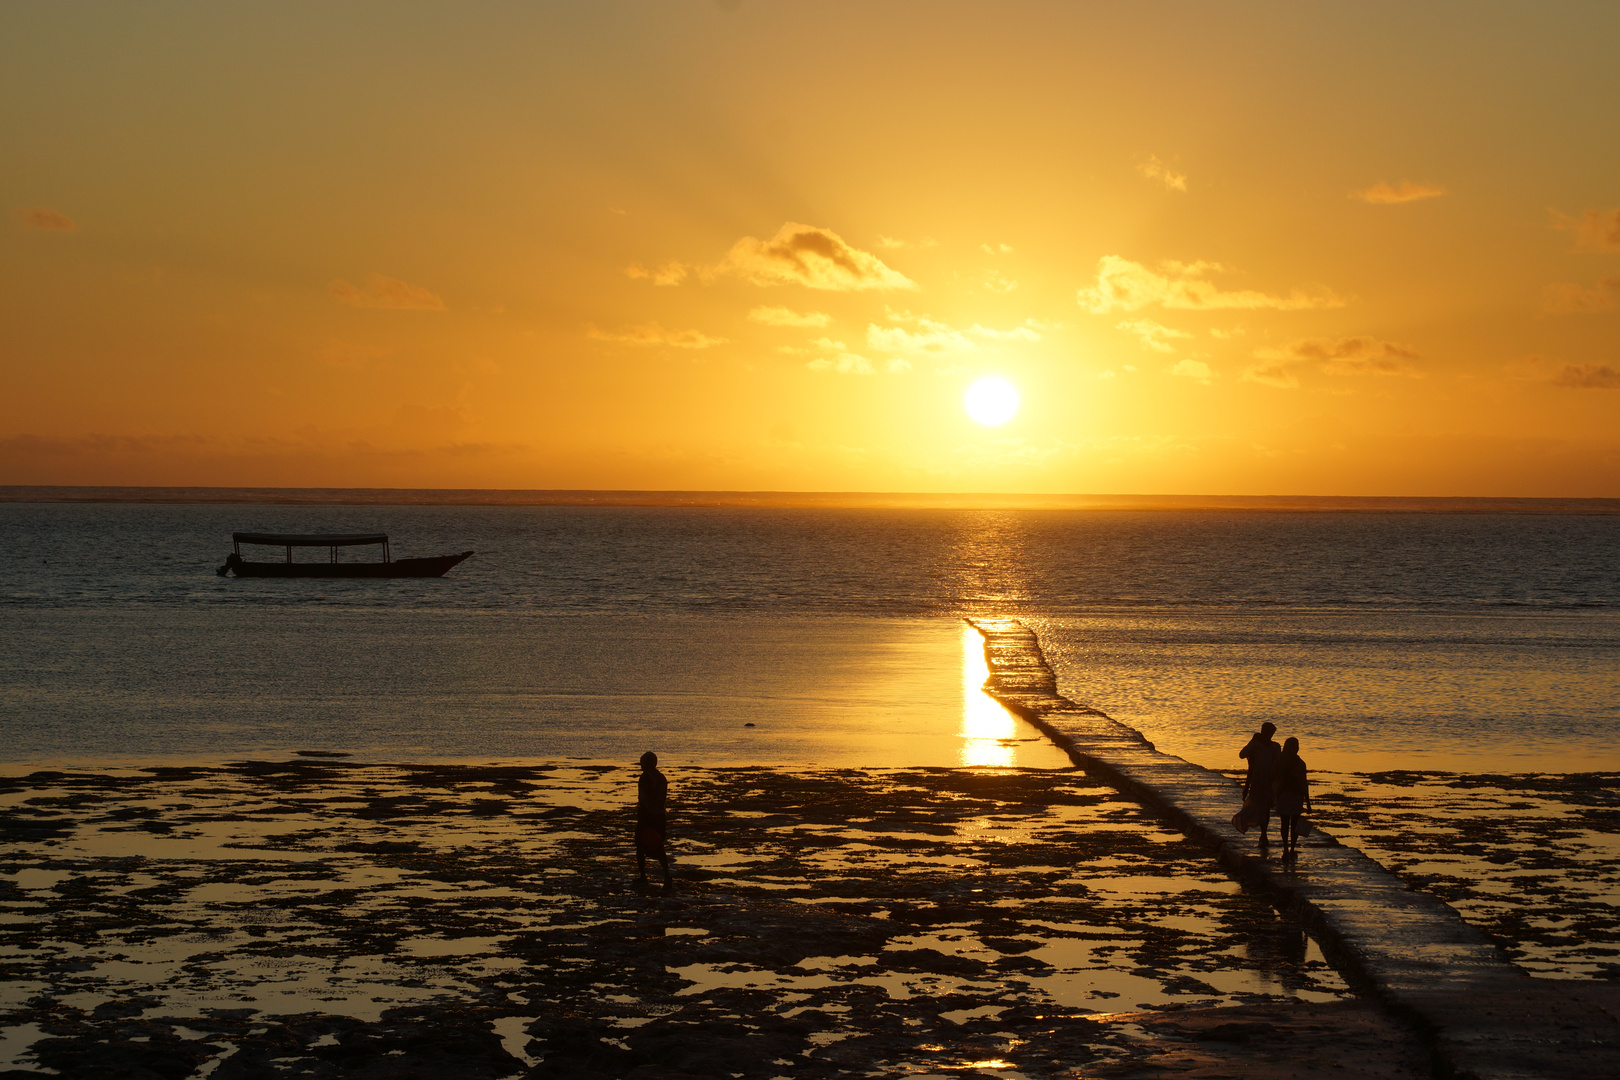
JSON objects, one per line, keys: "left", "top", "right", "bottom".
{"left": 981, "top": 242, "right": 1014, "bottom": 255}
{"left": 808, "top": 354, "right": 873, "bottom": 374}
{"left": 748, "top": 305, "right": 831, "bottom": 327}
{"left": 15, "top": 206, "right": 76, "bottom": 231}
{"left": 865, "top": 313, "right": 1041, "bottom": 356}
{"left": 718, "top": 223, "right": 915, "bottom": 291}
{"left": 1551, "top": 207, "right": 1620, "bottom": 252}
{"left": 625, "top": 261, "right": 688, "bottom": 286}
{"left": 1350, "top": 181, "right": 1447, "bottom": 205}
{"left": 586, "top": 323, "right": 727, "bottom": 349}
{"left": 877, "top": 235, "right": 939, "bottom": 250}
{"left": 1541, "top": 278, "right": 1620, "bottom": 314}
{"left": 1551, "top": 363, "right": 1620, "bottom": 390}
{"left": 868, "top": 319, "right": 975, "bottom": 355}
{"left": 330, "top": 274, "right": 446, "bottom": 311}
{"left": 1077, "top": 257, "right": 1343, "bottom": 313}
{"left": 806, "top": 348, "right": 907, "bottom": 375}
{"left": 1244, "top": 336, "right": 1420, "bottom": 386}
{"left": 1242, "top": 363, "right": 1298, "bottom": 389}
{"left": 1167, "top": 359, "right": 1213, "bottom": 383}
{"left": 1137, "top": 155, "right": 1187, "bottom": 192}
{"left": 1268, "top": 337, "right": 1419, "bottom": 373}
{"left": 1116, "top": 318, "right": 1192, "bottom": 353}
{"left": 982, "top": 271, "right": 1019, "bottom": 294}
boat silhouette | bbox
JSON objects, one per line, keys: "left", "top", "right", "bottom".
{"left": 217, "top": 532, "right": 473, "bottom": 578}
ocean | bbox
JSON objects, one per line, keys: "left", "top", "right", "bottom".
{"left": 2, "top": 499, "right": 1616, "bottom": 772}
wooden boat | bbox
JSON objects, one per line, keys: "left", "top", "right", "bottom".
{"left": 217, "top": 533, "right": 474, "bottom": 578}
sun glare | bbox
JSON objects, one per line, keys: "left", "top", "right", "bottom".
{"left": 961, "top": 624, "right": 1016, "bottom": 767}
{"left": 964, "top": 377, "right": 1020, "bottom": 426}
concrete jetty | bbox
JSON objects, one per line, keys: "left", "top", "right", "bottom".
{"left": 967, "top": 616, "right": 1620, "bottom": 1080}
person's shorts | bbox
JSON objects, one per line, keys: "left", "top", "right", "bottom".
{"left": 635, "top": 825, "right": 666, "bottom": 854}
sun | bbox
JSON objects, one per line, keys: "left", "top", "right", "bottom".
{"left": 964, "top": 376, "right": 1020, "bottom": 426}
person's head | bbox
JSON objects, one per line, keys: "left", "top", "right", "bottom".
{"left": 1282, "top": 736, "right": 1299, "bottom": 756}
{"left": 1260, "top": 722, "right": 1277, "bottom": 739}
{"left": 640, "top": 751, "right": 657, "bottom": 769}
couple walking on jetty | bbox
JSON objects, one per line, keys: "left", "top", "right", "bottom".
{"left": 1234, "top": 722, "right": 1313, "bottom": 857}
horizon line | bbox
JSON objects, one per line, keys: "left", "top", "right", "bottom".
{"left": 3, "top": 485, "right": 1619, "bottom": 514}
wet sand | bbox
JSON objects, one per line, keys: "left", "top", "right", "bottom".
{"left": 1, "top": 758, "right": 1375, "bottom": 1078}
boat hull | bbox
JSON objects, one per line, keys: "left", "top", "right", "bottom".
{"left": 226, "top": 551, "right": 474, "bottom": 578}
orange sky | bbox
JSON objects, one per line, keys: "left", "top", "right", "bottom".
{"left": 3, "top": 2, "right": 1618, "bottom": 495}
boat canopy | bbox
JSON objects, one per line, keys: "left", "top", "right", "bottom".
{"left": 233, "top": 532, "right": 388, "bottom": 547}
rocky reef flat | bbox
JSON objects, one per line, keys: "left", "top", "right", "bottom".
{"left": 0, "top": 758, "right": 1386, "bottom": 1078}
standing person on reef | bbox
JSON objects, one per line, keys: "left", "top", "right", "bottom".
{"left": 635, "top": 751, "right": 673, "bottom": 890}
{"left": 1236, "top": 722, "right": 1283, "bottom": 849}
{"left": 1272, "top": 737, "right": 1313, "bottom": 858}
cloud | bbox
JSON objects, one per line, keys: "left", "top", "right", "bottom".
{"left": 587, "top": 323, "right": 727, "bottom": 349}
{"left": 863, "top": 313, "right": 1040, "bottom": 357}
{"left": 1551, "top": 363, "right": 1620, "bottom": 389}
{"left": 868, "top": 317, "right": 975, "bottom": 355}
{"left": 807, "top": 335, "right": 910, "bottom": 375}
{"left": 1270, "top": 336, "right": 1419, "bottom": 374}
{"left": 1350, "top": 181, "right": 1447, "bottom": 204}
{"left": 1541, "top": 278, "right": 1620, "bottom": 313}
{"left": 968, "top": 320, "right": 1042, "bottom": 341}
{"left": 748, "top": 305, "right": 831, "bottom": 327}
{"left": 1244, "top": 337, "right": 1420, "bottom": 386}
{"left": 1551, "top": 207, "right": 1620, "bottom": 252}
{"left": 1076, "top": 257, "right": 1343, "bottom": 313}
{"left": 625, "top": 261, "right": 689, "bottom": 286}
{"left": 718, "top": 222, "right": 915, "bottom": 291}
{"left": 329, "top": 274, "right": 446, "bottom": 310}
{"left": 1137, "top": 155, "right": 1187, "bottom": 192}
{"left": 982, "top": 272, "right": 1019, "bottom": 294}
{"left": 1167, "top": 359, "right": 1213, "bottom": 383}
{"left": 877, "top": 235, "right": 939, "bottom": 250}
{"left": 15, "top": 207, "right": 76, "bottom": 231}
{"left": 808, "top": 353, "right": 874, "bottom": 374}
{"left": 981, "top": 242, "right": 1014, "bottom": 255}
{"left": 1116, "top": 318, "right": 1192, "bottom": 353}
{"left": 1242, "top": 363, "right": 1298, "bottom": 389}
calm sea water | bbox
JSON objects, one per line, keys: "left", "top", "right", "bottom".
{"left": 1, "top": 502, "right": 1616, "bottom": 771}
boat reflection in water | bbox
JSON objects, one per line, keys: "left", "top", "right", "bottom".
{"left": 217, "top": 532, "right": 474, "bottom": 578}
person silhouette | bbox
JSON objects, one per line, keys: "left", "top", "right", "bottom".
{"left": 1237, "top": 722, "right": 1282, "bottom": 849}
{"left": 635, "top": 751, "right": 673, "bottom": 890}
{"left": 1272, "top": 736, "right": 1312, "bottom": 858}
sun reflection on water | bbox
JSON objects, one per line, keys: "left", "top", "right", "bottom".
{"left": 960, "top": 623, "right": 1017, "bottom": 767}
